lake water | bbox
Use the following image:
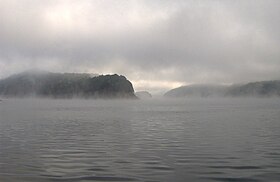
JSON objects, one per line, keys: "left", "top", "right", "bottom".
{"left": 0, "top": 98, "right": 279, "bottom": 182}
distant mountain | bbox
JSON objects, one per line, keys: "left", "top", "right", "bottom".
{"left": 0, "top": 71, "right": 136, "bottom": 99}
{"left": 135, "top": 91, "right": 152, "bottom": 99}
{"left": 164, "top": 80, "right": 280, "bottom": 98}
{"left": 225, "top": 80, "right": 280, "bottom": 97}
{"left": 164, "top": 84, "right": 228, "bottom": 98}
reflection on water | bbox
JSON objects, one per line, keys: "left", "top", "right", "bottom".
{"left": 0, "top": 98, "right": 280, "bottom": 181}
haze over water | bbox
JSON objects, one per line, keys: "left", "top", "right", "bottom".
{"left": 1, "top": 1, "right": 280, "bottom": 181}
{"left": 0, "top": 98, "right": 279, "bottom": 182}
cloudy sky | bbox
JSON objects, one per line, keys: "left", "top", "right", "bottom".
{"left": 0, "top": 0, "right": 280, "bottom": 94}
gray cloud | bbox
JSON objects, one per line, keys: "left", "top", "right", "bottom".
{"left": 0, "top": 0, "right": 280, "bottom": 93}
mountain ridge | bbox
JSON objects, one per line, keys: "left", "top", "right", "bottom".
{"left": 0, "top": 71, "right": 136, "bottom": 99}
{"left": 164, "top": 80, "right": 280, "bottom": 98}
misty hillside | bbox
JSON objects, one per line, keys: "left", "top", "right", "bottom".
{"left": 164, "top": 85, "right": 228, "bottom": 98}
{"left": 225, "top": 80, "right": 280, "bottom": 97}
{"left": 164, "top": 81, "right": 280, "bottom": 98}
{"left": 0, "top": 71, "right": 136, "bottom": 98}
{"left": 135, "top": 91, "right": 152, "bottom": 99}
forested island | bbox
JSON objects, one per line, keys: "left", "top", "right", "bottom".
{"left": 0, "top": 70, "right": 136, "bottom": 99}
{"left": 164, "top": 80, "right": 280, "bottom": 98}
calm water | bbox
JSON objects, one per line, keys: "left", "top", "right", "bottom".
{"left": 0, "top": 98, "right": 279, "bottom": 182}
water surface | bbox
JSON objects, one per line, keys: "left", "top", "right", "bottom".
{"left": 0, "top": 98, "right": 280, "bottom": 181}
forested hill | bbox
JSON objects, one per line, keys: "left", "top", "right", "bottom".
{"left": 164, "top": 80, "right": 280, "bottom": 98}
{"left": 0, "top": 71, "right": 136, "bottom": 98}
{"left": 225, "top": 80, "right": 280, "bottom": 97}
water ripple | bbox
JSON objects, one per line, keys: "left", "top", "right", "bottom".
{"left": 1, "top": 99, "right": 280, "bottom": 182}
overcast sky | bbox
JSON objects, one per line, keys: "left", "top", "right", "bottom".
{"left": 0, "top": 0, "right": 280, "bottom": 93}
